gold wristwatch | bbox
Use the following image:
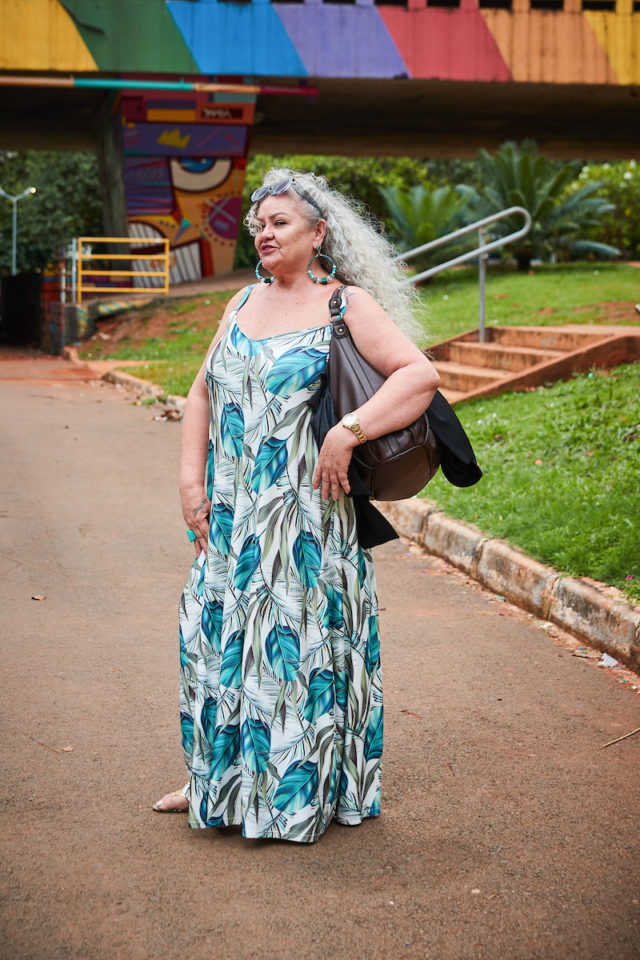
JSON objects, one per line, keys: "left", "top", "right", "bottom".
{"left": 341, "top": 412, "right": 368, "bottom": 444}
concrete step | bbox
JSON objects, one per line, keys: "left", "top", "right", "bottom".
{"left": 433, "top": 360, "right": 501, "bottom": 393}
{"left": 449, "top": 340, "right": 564, "bottom": 372}
{"left": 437, "top": 387, "right": 466, "bottom": 405}
{"left": 488, "top": 325, "right": 609, "bottom": 352}
{"left": 428, "top": 324, "right": 640, "bottom": 404}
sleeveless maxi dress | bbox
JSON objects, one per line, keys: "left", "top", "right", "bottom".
{"left": 178, "top": 285, "right": 383, "bottom": 843}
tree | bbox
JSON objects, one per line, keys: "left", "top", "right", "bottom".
{"left": 461, "top": 141, "right": 620, "bottom": 270}
{"left": 378, "top": 183, "right": 471, "bottom": 271}
{"left": 571, "top": 160, "right": 640, "bottom": 260}
{"left": 0, "top": 151, "right": 103, "bottom": 274}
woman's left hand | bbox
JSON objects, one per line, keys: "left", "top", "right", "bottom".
{"left": 313, "top": 424, "right": 358, "bottom": 500}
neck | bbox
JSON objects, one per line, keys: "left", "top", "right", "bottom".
{"left": 268, "top": 266, "right": 327, "bottom": 290}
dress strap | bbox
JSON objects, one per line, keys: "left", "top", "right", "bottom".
{"left": 234, "top": 283, "right": 257, "bottom": 315}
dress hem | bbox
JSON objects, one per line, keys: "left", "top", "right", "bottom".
{"left": 186, "top": 809, "right": 380, "bottom": 843}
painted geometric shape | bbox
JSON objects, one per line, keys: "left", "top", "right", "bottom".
{"left": 122, "top": 122, "right": 248, "bottom": 157}
{"left": 174, "top": 217, "right": 192, "bottom": 243}
{"left": 379, "top": 0, "right": 512, "bottom": 82}
{"left": 207, "top": 196, "right": 243, "bottom": 241}
{"left": 170, "top": 157, "right": 233, "bottom": 192}
{"left": 167, "top": 0, "right": 307, "bottom": 76}
{"left": 583, "top": 6, "right": 639, "bottom": 85}
{"left": 60, "top": 0, "right": 199, "bottom": 72}
{"left": 0, "top": 0, "right": 97, "bottom": 71}
{"left": 123, "top": 157, "right": 174, "bottom": 215}
{"left": 273, "top": 2, "right": 409, "bottom": 78}
{"left": 481, "top": 9, "right": 619, "bottom": 85}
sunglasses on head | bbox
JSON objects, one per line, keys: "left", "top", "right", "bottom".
{"left": 251, "top": 178, "right": 324, "bottom": 218}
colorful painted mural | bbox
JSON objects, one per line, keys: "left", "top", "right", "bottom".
{"left": 3, "top": 0, "right": 640, "bottom": 86}
{"left": 2, "top": 0, "right": 639, "bottom": 280}
{"left": 120, "top": 89, "right": 255, "bottom": 284}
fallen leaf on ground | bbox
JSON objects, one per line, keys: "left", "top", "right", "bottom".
{"left": 31, "top": 595, "right": 46, "bottom": 601}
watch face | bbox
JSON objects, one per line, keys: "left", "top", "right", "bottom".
{"left": 343, "top": 413, "right": 356, "bottom": 428}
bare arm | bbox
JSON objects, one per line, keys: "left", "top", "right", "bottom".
{"left": 313, "top": 287, "right": 439, "bottom": 500}
{"left": 180, "top": 288, "right": 247, "bottom": 553}
{"left": 342, "top": 287, "right": 439, "bottom": 438}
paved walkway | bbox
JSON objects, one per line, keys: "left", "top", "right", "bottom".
{"left": 1, "top": 359, "right": 639, "bottom": 960}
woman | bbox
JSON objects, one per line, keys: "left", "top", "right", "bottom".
{"left": 153, "top": 169, "right": 440, "bottom": 842}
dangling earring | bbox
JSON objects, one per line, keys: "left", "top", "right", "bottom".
{"left": 307, "top": 246, "right": 336, "bottom": 285}
{"left": 255, "top": 260, "right": 275, "bottom": 284}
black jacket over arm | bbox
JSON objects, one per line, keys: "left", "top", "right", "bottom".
{"left": 309, "top": 377, "right": 482, "bottom": 549}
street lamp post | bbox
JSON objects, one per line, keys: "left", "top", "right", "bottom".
{"left": 0, "top": 185, "right": 36, "bottom": 275}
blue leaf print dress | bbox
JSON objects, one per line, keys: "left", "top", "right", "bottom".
{"left": 178, "top": 285, "right": 382, "bottom": 843}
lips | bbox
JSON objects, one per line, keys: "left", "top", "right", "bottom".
{"left": 261, "top": 245, "right": 277, "bottom": 254}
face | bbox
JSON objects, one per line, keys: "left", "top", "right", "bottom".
{"left": 254, "top": 194, "right": 325, "bottom": 276}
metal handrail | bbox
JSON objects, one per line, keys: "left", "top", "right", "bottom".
{"left": 75, "top": 236, "right": 170, "bottom": 303}
{"left": 394, "top": 206, "right": 532, "bottom": 342}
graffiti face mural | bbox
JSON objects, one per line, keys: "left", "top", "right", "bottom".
{"left": 120, "top": 91, "right": 255, "bottom": 284}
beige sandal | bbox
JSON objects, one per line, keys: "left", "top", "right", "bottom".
{"left": 152, "top": 783, "right": 189, "bottom": 813}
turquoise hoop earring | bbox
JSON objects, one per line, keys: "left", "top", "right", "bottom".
{"left": 255, "top": 260, "right": 275, "bottom": 284}
{"left": 307, "top": 250, "right": 336, "bottom": 285}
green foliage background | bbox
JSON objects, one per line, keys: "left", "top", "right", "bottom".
{"left": 2, "top": 147, "right": 639, "bottom": 276}
{"left": 0, "top": 150, "right": 104, "bottom": 274}
{"left": 575, "top": 160, "right": 640, "bottom": 260}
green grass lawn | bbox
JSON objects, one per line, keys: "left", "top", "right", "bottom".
{"left": 423, "top": 362, "right": 640, "bottom": 602}
{"left": 80, "top": 291, "right": 229, "bottom": 397}
{"left": 416, "top": 261, "right": 640, "bottom": 347}
{"left": 82, "top": 262, "right": 639, "bottom": 389}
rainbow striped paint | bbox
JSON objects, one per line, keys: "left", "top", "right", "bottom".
{"left": 2, "top": 0, "right": 638, "bottom": 281}
{"left": 2, "top": 0, "right": 639, "bottom": 86}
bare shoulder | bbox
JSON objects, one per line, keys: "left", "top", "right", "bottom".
{"left": 206, "top": 285, "right": 251, "bottom": 350}
{"left": 339, "top": 285, "right": 428, "bottom": 377}
{"left": 211, "top": 284, "right": 253, "bottom": 339}
{"left": 223, "top": 284, "right": 253, "bottom": 317}
{"left": 342, "top": 285, "right": 384, "bottom": 312}
{"left": 341, "top": 285, "right": 395, "bottom": 329}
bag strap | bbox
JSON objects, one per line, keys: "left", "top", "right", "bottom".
{"left": 328, "top": 285, "right": 349, "bottom": 338}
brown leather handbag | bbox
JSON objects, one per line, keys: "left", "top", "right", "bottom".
{"left": 327, "top": 287, "right": 440, "bottom": 501}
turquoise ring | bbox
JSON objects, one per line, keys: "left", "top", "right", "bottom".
{"left": 187, "top": 529, "right": 197, "bottom": 542}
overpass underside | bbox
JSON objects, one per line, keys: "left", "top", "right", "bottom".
{"left": 1, "top": 78, "right": 638, "bottom": 160}
{"left": 2, "top": 0, "right": 640, "bottom": 284}
{"left": 254, "top": 77, "right": 640, "bottom": 160}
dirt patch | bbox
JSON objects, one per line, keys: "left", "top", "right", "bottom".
{"left": 574, "top": 300, "right": 640, "bottom": 324}
{"left": 80, "top": 292, "right": 229, "bottom": 359}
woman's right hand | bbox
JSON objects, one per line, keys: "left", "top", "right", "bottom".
{"left": 181, "top": 486, "right": 211, "bottom": 556}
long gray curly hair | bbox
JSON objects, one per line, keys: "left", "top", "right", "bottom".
{"left": 244, "top": 167, "right": 419, "bottom": 336}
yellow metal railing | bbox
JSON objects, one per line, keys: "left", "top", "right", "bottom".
{"left": 76, "top": 236, "right": 170, "bottom": 303}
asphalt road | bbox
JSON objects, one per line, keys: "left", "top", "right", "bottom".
{"left": 1, "top": 355, "right": 639, "bottom": 960}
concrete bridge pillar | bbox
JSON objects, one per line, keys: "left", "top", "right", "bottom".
{"left": 95, "top": 95, "right": 128, "bottom": 240}
{"left": 106, "top": 88, "right": 256, "bottom": 286}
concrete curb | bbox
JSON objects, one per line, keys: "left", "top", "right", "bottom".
{"left": 61, "top": 347, "right": 187, "bottom": 412}
{"left": 101, "top": 369, "right": 187, "bottom": 412}
{"left": 376, "top": 498, "right": 640, "bottom": 672}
